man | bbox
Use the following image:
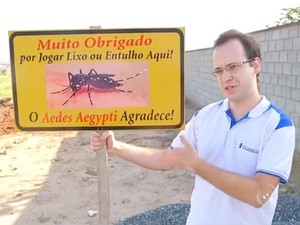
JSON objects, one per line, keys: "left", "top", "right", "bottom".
{"left": 90, "top": 30, "right": 295, "bottom": 225}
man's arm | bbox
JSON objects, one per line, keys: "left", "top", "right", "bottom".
{"left": 112, "top": 141, "right": 176, "bottom": 171}
{"left": 91, "top": 131, "right": 176, "bottom": 171}
{"left": 172, "top": 136, "right": 279, "bottom": 208}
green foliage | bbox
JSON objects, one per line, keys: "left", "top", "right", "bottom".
{"left": 267, "top": 6, "right": 300, "bottom": 27}
{"left": 0, "top": 69, "right": 7, "bottom": 75}
{"left": 0, "top": 73, "right": 12, "bottom": 99}
{"left": 276, "top": 7, "right": 300, "bottom": 25}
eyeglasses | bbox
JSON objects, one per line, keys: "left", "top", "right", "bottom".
{"left": 213, "top": 58, "right": 254, "bottom": 77}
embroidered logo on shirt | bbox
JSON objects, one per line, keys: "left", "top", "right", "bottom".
{"left": 238, "top": 143, "right": 259, "bottom": 154}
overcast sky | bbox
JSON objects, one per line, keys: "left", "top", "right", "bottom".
{"left": 1, "top": 0, "right": 299, "bottom": 62}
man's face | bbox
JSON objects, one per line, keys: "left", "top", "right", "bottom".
{"left": 212, "top": 39, "right": 261, "bottom": 103}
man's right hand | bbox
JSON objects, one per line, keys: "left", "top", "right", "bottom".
{"left": 90, "top": 131, "right": 118, "bottom": 154}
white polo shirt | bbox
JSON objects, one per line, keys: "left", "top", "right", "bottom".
{"left": 170, "top": 96, "right": 295, "bottom": 225}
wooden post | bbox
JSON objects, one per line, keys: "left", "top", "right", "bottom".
{"left": 96, "top": 148, "right": 110, "bottom": 225}
{"left": 90, "top": 25, "right": 110, "bottom": 225}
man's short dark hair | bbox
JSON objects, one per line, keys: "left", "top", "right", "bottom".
{"left": 213, "top": 29, "right": 261, "bottom": 61}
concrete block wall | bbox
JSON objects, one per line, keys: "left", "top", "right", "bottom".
{"left": 185, "top": 22, "right": 300, "bottom": 151}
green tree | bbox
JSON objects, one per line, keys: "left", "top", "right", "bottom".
{"left": 1, "top": 69, "right": 7, "bottom": 75}
{"left": 273, "top": 7, "right": 300, "bottom": 26}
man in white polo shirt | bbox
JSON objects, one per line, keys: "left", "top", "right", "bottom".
{"left": 91, "top": 29, "right": 295, "bottom": 225}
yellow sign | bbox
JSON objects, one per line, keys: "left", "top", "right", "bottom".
{"left": 9, "top": 28, "right": 185, "bottom": 131}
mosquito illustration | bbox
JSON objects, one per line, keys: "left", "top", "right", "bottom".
{"left": 50, "top": 68, "right": 146, "bottom": 106}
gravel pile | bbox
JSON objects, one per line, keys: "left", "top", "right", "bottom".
{"left": 116, "top": 194, "right": 300, "bottom": 225}
{"left": 273, "top": 194, "right": 300, "bottom": 225}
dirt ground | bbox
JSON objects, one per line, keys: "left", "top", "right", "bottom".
{"left": 0, "top": 98, "right": 299, "bottom": 225}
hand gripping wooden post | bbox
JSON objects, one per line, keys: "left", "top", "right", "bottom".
{"left": 89, "top": 25, "right": 110, "bottom": 225}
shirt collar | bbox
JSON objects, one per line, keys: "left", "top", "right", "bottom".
{"left": 221, "top": 96, "right": 271, "bottom": 118}
{"left": 249, "top": 96, "right": 271, "bottom": 117}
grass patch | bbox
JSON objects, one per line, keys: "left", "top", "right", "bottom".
{"left": 0, "top": 74, "right": 12, "bottom": 99}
